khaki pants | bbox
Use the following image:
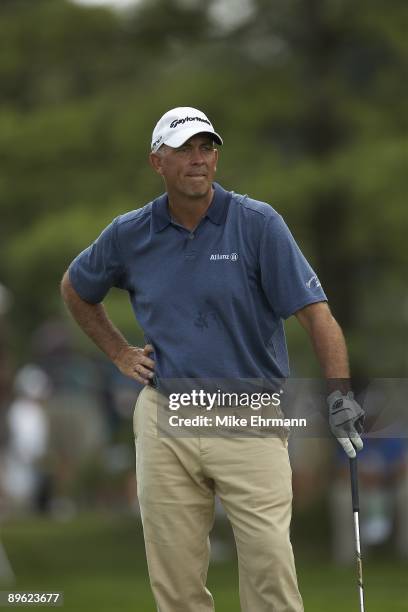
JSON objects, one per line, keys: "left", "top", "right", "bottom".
{"left": 134, "top": 385, "right": 303, "bottom": 612}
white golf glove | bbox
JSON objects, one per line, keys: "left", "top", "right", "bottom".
{"left": 327, "top": 390, "right": 364, "bottom": 458}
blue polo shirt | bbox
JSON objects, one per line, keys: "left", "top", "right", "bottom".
{"left": 69, "top": 182, "right": 327, "bottom": 382}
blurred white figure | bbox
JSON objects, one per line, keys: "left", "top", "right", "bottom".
{"left": 2, "top": 365, "right": 50, "bottom": 512}
{"left": 0, "top": 540, "right": 14, "bottom": 584}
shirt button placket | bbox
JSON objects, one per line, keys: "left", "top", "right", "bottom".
{"left": 185, "top": 231, "right": 196, "bottom": 259}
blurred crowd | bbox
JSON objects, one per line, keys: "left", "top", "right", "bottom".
{"left": 0, "top": 287, "right": 140, "bottom": 528}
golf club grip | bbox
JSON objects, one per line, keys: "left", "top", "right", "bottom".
{"left": 349, "top": 457, "right": 360, "bottom": 512}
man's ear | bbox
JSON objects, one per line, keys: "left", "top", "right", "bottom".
{"left": 149, "top": 152, "right": 164, "bottom": 175}
{"left": 214, "top": 147, "right": 219, "bottom": 172}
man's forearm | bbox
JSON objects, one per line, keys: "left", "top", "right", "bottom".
{"left": 310, "top": 315, "right": 349, "bottom": 378}
{"left": 297, "top": 304, "right": 363, "bottom": 455}
{"left": 309, "top": 312, "right": 351, "bottom": 394}
{"left": 60, "top": 271, "right": 129, "bottom": 363}
{"left": 296, "top": 303, "right": 351, "bottom": 393}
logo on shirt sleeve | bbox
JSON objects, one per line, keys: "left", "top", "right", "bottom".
{"left": 305, "top": 275, "right": 321, "bottom": 289}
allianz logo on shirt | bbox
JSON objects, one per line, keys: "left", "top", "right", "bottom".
{"left": 210, "top": 253, "right": 239, "bottom": 261}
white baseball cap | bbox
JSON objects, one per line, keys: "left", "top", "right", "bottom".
{"left": 151, "top": 107, "right": 223, "bottom": 152}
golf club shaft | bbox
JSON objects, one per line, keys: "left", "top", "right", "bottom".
{"left": 350, "top": 457, "right": 365, "bottom": 612}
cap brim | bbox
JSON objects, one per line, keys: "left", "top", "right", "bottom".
{"left": 163, "top": 127, "right": 223, "bottom": 149}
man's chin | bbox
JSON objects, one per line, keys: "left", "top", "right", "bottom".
{"left": 183, "top": 179, "right": 212, "bottom": 198}
{"left": 188, "top": 189, "right": 209, "bottom": 198}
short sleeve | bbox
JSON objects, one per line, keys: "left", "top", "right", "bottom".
{"left": 259, "top": 214, "right": 327, "bottom": 319}
{"left": 68, "top": 217, "right": 126, "bottom": 303}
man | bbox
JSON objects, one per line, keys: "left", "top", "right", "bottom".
{"left": 61, "top": 106, "right": 364, "bottom": 611}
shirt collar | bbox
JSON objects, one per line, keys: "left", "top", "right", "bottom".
{"left": 151, "top": 182, "right": 231, "bottom": 233}
{"left": 205, "top": 182, "right": 231, "bottom": 225}
{"left": 151, "top": 193, "right": 171, "bottom": 233}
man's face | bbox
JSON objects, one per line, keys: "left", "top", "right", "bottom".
{"left": 149, "top": 134, "right": 219, "bottom": 199}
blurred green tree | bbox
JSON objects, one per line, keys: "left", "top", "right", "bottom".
{"left": 1, "top": 0, "right": 406, "bottom": 374}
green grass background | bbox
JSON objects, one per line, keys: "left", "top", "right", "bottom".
{"left": 1, "top": 513, "right": 407, "bottom": 611}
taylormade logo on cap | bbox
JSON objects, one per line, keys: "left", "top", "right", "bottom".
{"left": 169, "top": 116, "right": 211, "bottom": 129}
{"left": 151, "top": 107, "right": 223, "bottom": 152}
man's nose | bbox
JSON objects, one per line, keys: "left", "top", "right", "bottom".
{"left": 190, "top": 148, "right": 205, "bottom": 164}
